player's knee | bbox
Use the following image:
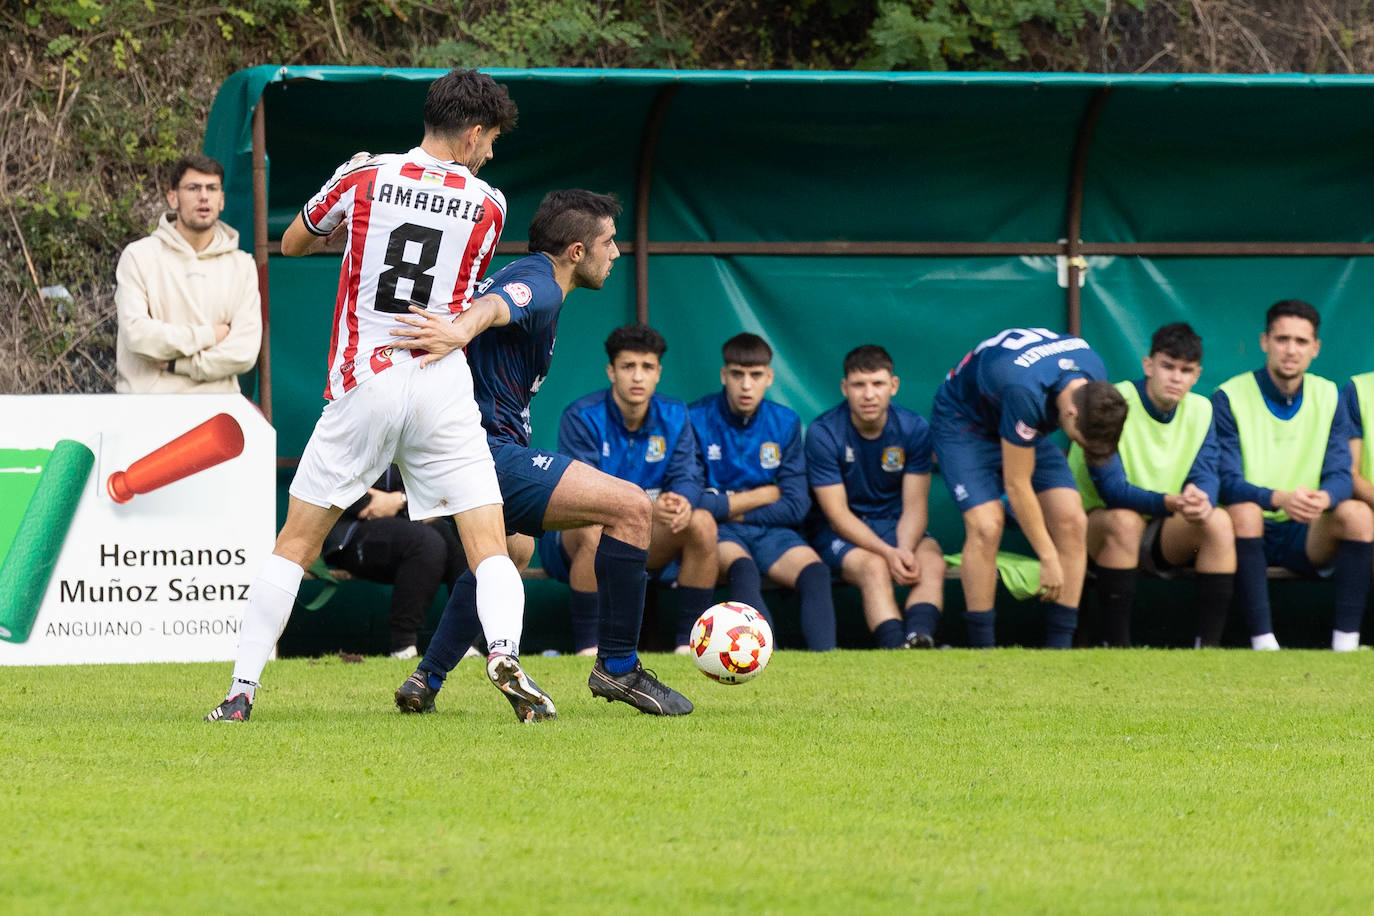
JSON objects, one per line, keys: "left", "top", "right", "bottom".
{"left": 1227, "top": 502, "right": 1264, "bottom": 537}
{"left": 850, "top": 549, "right": 887, "bottom": 585}
{"left": 963, "top": 511, "right": 1003, "bottom": 550}
{"left": 1334, "top": 498, "right": 1374, "bottom": 541}
{"left": 1202, "top": 507, "right": 1234, "bottom": 543}
{"left": 687, "top": 508, "right": 718, "bottom": 545}
{"left": 1102, "top": 508, "right": 1144, "bottom": 546}
{"left": 1050, "top": 503, "right": 1088, "bottom": 543}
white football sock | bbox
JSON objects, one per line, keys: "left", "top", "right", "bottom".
{"left": 1332, "top": 630, "right": 1360, "bottom": 652}
{"left": 1251, "top": 632, "right": 1280, "bottom": 651}
{"left": 231, "top": 554, "right": 304, "bottom": 691}
{"left": 474, "top": 554, "right": 524, "bottom": 657}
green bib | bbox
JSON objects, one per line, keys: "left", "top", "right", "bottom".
{"left": 1352, "top": 371, "right": 1374, "bottom": 482}
{"left": 1070, "top": 381, "right": 1212, "bottom": 514}
{"left": 1217, "top": 371, "right": 1338, "bottom": 522}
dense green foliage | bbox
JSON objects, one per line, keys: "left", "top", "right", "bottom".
{"left": 5, "top": 0, "right": 1374, "bottom": 392}
{"left": 3, "top": 650, "right": 1373, "bottom": 912}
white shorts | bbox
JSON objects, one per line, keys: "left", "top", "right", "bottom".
{"left": 290, "top": 354, "right": 500, "bottom": 521}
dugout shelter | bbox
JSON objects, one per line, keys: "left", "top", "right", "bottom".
{"left": 205, "top": 66, "right": 1374, "bottom": 651}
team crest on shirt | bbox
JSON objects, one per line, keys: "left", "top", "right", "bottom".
{"left": 882, "top": 446, "right": 904, "bottom": 472}
{"left": 502, "top": 282, "right": 533, "bottom": 307}
{"left": 759, "top": 442, "right": 781, "bottom": 470}
{"left": 844, "top": 446, "right": 855, "bottom": 463}
{"left": 707, "top": 444, "right": 722, "bottom": 461}
{"left": 602, "top": 442, "right": 610, "bottom": 457}
{"left": 1015, "top": 420, "right": 1037, "bottom": 442}
{"left": 645, "top": 436, "right": 666, "bottom": 462}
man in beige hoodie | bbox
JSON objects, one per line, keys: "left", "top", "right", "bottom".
{"left": 114, "top": 154, "right": 261, "bottom": 393}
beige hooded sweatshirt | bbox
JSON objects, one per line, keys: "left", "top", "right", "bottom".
{"left": 114, "top": 213, "right": 262, "bottom": 393}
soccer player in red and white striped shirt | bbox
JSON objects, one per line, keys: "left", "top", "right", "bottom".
{"left": 207, "top": 69, "right": 553, "bottom": 725}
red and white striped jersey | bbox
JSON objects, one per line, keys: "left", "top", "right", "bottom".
{"left": 301, "top": 147, "right": 506, "bottom": 400}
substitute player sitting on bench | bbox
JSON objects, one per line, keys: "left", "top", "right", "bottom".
{"left": 806, "top": 345, "right": 945, "bottom": 649}
{"left": 1068, "top": 323, "right": 1234, "bottom": 648}
{"left": 539, "top": 323, "right": 718, "bottom": 654}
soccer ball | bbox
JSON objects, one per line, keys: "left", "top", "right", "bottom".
{"left": 688, "top": 601, "right": 772, "bottom": 685}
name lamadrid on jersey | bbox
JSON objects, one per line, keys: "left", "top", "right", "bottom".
{"left": 300, "top": 148, "right": 507, "bottom": 401}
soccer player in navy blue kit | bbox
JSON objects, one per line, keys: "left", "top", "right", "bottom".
{"left": 931, "top": 328, "right": 1126, "bottom": 648}
{"left": 691, "top": 333, "right": 837, "bottom": 651}
{"left": 542, "top": 323, "right": 719, "bottom": 653}
{"left": 806, "top": 345, "right": 946, "bottom": 649}
{"left": 1212, "top": 300, "right": 1372, "bottom": 651}
{"left": 388, "top": 190, "right": 693, "bottom": 716}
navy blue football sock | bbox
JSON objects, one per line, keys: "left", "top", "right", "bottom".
{"left": 1234, "top": 537, "right": 1272, "bottom": 637}
{"left": 594, "top": 534, "right": 649, "bottom": 660}
{"left": 903, "top": 602, "right": 939, "bottom": 639}
{"left": 727, "top": 557, "right": 771, "bottom": 630}
{"left": 419, "top": 570, "right": 479, "bottom": 681}
{"left": 1095, "top": 566, "right": 1137, "bottom": 647}
{"left": 1044, "top": 602, "right": 1078, "bottom": 648}
{"left": 602, "top": 654, "right": 639, "bottom": 675}
{"left": 1194, "top": 572, "right": 1233, "bottom": 647}
{"left": 1332, "top": 540, "right": 1373, "bottom": 633}
{"left": 873, "top": 618, "right": 905, "bottom": 648}
{"left": 675, "top": 586, "right": 715, "bottom": 647}
{"left": 795, "top": 562, "right": 837, "bottom": 651}
{"left": 964, "top": 609, "right": 996, "bottom": 647}
{"left": 568, "top": 588, "right": 599, "bottom": 653}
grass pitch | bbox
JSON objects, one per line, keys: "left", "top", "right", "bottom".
{"left": 3, "top": 649, "right": 1372, "bottom": 914}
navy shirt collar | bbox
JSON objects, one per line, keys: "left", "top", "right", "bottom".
{"left": 715, "top": 389, "right": 757, "bottom": 428}
{"left": 604, "top": 388, "right": 654, "bottom": 435}
{"left": 1255, "top": 367, "right": 1302, "bottom": 408}
{"left": 1132, "top": 378, "right": 1177, "bottom": 423}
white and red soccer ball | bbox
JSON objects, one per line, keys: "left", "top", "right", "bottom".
{"left": 688, "top": 601, "right": 772, "bottom": 685}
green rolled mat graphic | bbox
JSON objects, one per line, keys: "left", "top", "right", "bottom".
{"left": 0, "top": 439, "right": 95, "bottom": 643}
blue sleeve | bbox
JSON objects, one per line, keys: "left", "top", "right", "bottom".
{"left": 1319, "top": 403, "right": 1355, "bottom": 503}
{"left": 556, "top": 404, "right": 602, "bottom": 466}
{"left": 1086, "top": 454, "right": 1168, "bottom": 516}
{"left": 493, "top": 273, "right": 562, "bottom": 334}
{"left": 1212, "top": 389, "right": 1273, "bottom": 509}
{"left": 1340, "top": 381, "right": 1363, "bottom": 439}
{"left": 906, "top": 416, "right": 933, "bottom": 474}
{"left": 1183, "top": 420, "right": 1221, "bottom": 505}
{"left": 739, "top": 420, "right": 810, "bottom": 527}
{"left": 805, "top": 421, "right": 843, "bottom": 488}
{"left": 998, "top": 385, "right": 1046, "bottom": 445}
{"left": 664, "top": 422, "right": 704, "bottom": 508}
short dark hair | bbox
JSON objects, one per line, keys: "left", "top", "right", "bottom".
{"left": 423, "top": 68, "right": 518, "bottom": 138}
{"left": 169, "top": 154, "right": 224, "bottom": 190}
{"left": 1265, "top": 299, "right": 1320, "bottom": 335}
{"left": 528, "top": 189, "right": 621, "bottom": 256}
{"left": 1073, "top": 380, "right": 1128, "bottom": 467}
{"left": 604, "top": 324, "right": 667, "bottom": 362}
{"left": 843, "top": 344, "right": 895, "bottom": 377}
{"left": 721, "top": 333, "right": 772, "bottom": 367}
{"left": 1149, "top": 323, "right": 1202, "bottom": 363}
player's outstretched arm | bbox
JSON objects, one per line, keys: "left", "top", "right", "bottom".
{"left": 390, "top": 295, "right": 511, "bottom": 367}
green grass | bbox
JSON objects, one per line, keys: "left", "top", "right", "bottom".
{"left": 3, "top": 650, "right": 1372, "bottom": 914}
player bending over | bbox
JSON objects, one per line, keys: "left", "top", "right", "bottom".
{"left": 931, "top": 327, "right": 1126, "bottom": 648}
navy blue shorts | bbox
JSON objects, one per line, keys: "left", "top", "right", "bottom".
{"left": 811, "top": 516, "right": 899, "bottom": 571}
{"left": 930, "top": 407, "right": 1076, "bottom": 512}
{"left": 491, "top": 442, "right": 573, "bottom": 536}
{"left": 1263, "top": 518, "right": 1326, "bottom": 576}
{"left": 718, "top": 521, "right": 809, "bottom": 573}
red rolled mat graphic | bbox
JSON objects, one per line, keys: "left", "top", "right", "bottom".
{"left": 107, "top": 412, "right": 245, "bottom": 504}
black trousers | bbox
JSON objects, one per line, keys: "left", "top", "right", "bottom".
{"left": 326, "top": 517, "right": 465, "bottom": 651}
